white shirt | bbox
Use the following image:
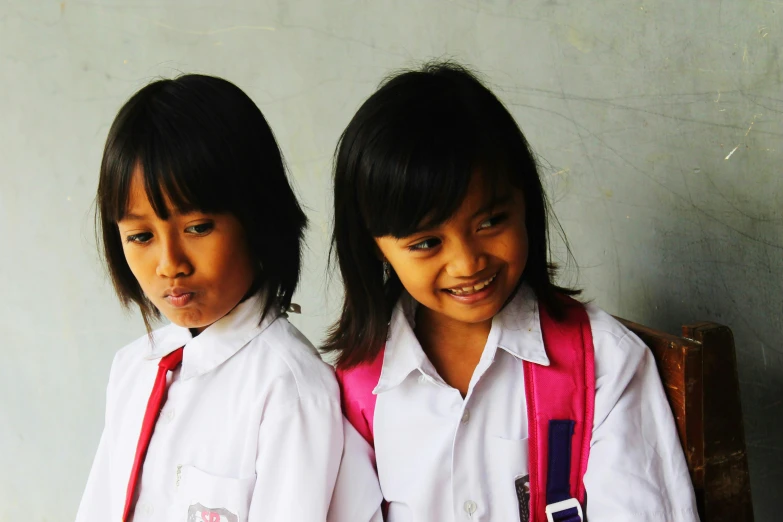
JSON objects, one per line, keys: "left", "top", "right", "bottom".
{"left": 76, "top": 293, "right": 383, "bottom": 522}
{"left": 372, "top": 286, "right": 700, "bottom": 522}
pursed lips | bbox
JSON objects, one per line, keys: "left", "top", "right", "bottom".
{"left": 163, "top": 287, "right": 196, "bottom": 307}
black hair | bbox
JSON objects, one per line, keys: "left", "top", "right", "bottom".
{"left": 96, "top": 74, "right": 307, "bottom": 331}
{"left": 323, "top": 61, "right": 579, "bottom": 368}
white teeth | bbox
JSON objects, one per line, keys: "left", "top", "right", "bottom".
{"left": 447, "top": 274, "right": 496, "bottom": 296}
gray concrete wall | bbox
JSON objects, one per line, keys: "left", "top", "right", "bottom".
{"left": 0, "top": 1, "right": 780, "bottom": 519}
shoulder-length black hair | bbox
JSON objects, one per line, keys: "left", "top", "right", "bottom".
{"left": 323, "top": 62, "right": 578, "bottom": 368}
{"left": 96, "top": 74, "right": 307, "bottom": 330}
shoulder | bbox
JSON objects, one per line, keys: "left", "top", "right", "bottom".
{"left": 583, "top": 302, "right": 650, "bottom": 371}
{"left": 112, "top": 330, "right": 152, "bottom": 363}
{"left": 245, "top": 315, "right": 339, "bottom": 402}
{"left": 106, "top": 324, "right": 173, "bottom": 384}
{"left": 582, "top": 303, "right": 664, "bottom": 418}
{"left": 112, "top": 322, "right": 186, "bottom": 364}
{"left": 102, "top": 324, "right": 185, "bottom": 416}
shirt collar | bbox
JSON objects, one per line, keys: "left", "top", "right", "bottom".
{"left": 374, "top": 283, "right": 550, "bottom": 394}
{"left": 146, "top": 292, "right": 279, "bottom": 380}
{"left": 373, "top": 296, "right": 432, "bottom": 393}
{"left": 493, "top": 284, "right": 550, "bottom": 366}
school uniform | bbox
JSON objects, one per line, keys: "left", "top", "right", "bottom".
{"left": 370, "top": 284, "right": 700, "bottom": 522}
{"left": 75, "top": 292, "right": 383, "bottom": 522}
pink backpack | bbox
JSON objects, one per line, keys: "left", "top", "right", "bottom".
{"left": 336, "top": 298, "right": 595, "bottom": 522}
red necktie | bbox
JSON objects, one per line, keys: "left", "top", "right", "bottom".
{"left": 122, "top": 347, "right": 184, "bottom": 521}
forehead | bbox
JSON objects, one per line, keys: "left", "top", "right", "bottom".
{"left": 126, "top": 168, "right": 149, "bottom": 207}
{"left": 120, "top": 165, "right": 177, "bottom": 219}
{"left": 443, "top": 171, "right": 518, "bottom": 220}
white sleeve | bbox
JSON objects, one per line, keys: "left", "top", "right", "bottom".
{"left": 248, "top": 395, "right": 343, "bottom": 521}
{"left": 584, "top": 330, "right": 700, "bottom": 522}
{"left": 327, "top": 417, "right": 384, "bottom": 522}
{"left": 74, "top": 428, "right": 112, "bottom": 522}
{"left": 75, "top": 353, "right": 120, "bottom": 522}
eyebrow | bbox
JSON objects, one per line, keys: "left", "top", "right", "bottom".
{"left": 471, "top": 194, "right": 513, "bottom": 219}
{"left": 120, "top": 212, "right": 149, "bottom": 221}
{"left": 407, "top": 194, "right": 514, "bottom": 236}
{"left": 120, "top": 208, "right": 201, "bottom": 222}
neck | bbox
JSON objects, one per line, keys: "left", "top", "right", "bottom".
{"left": 415, "top": 307, "right": 492, "bottom": 347}
{"left": 414, "top": 306, "right": 493, "bottom": 397}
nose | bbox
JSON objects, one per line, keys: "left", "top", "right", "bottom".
{"left": 445, "top": 237, "right": 487, "bottom": 279}
{"left": 155, "top": 235, "right": 193, "bottom": 279}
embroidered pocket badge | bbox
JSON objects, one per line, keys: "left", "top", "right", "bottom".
{"left": 187, "top": 503, "right": 238, "bottom": 522}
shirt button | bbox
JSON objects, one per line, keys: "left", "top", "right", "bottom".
{"left": 461, "top": 409, "right": 470, "bottom": 424}
{"left": 160, "top": 408, "right": 175, "bottom": 423}
{"left": 136, "top": 502, "right": 154, "bottom": 517}
{"left": 464, "top": 500, "right": 477, "bottom": 516}
{"left": 418, "top": 374, "right": 428, "bottom": 384}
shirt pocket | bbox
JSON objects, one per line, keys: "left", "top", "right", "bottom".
{"left": 175, "top": 465, "right": 255, "bottom": 522}
{"left": 489, "top": 436, "right": 530, "bottom": 522}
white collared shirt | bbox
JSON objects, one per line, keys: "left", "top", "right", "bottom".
{"left": 75, "top": 293, "right": 383, "bottom": 522}
{"left": 372, "top": 286, "right": 699, "bottom": 522}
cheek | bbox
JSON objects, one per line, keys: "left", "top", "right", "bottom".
{"left": 212, "top": 234, "right": 255, "bottom": 283}
{"left": 202, "top": 245, "right": 235, "bottom": 280}
{"left": 506, "top": 229, "right": 529, "bottom": 274}
{"left": 489, "top": 228, "right": 528, "bottom": 271}
{"left": 121, "top": 246, "right": 150, "bottom": 281}
{"left": 394, "top": 258, "right": 440, "bottom": 296}
{"left": 516, "top": 230, "right": 529, "bottom": 260}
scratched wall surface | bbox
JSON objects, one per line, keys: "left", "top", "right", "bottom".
{"left": 0, "top": 0, "right": 780, "bottom": 520}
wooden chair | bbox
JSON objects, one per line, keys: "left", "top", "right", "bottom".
{"left": 617, "top": 318, "right": 754, "bottom": 522}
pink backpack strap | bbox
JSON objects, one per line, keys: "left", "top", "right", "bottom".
{"left": 335, "top": 297, "right": 595, "bottom": 522}
{"left": 336, "top": 350, "right": 388, "bottom": 519}
{"left": 336, "top": 348, "right": 385, "bottom": 447}
{"left": 526, "top": 298, "right": 595, "bottom": 522}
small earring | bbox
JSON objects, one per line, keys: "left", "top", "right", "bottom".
{"left": 383, "top": 260, "right": 391, "bottom": 281}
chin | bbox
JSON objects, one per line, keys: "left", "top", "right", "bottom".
{"left": 166, "top": 310, "right": 209, "bottom": 330}
{"left": 461, "top": 310, "right": 499, "bottom": 324}
{"left": 441, "top": 303, "right": 500, "bottom": 325}
{"left": 455, "top": 301, "right": 503, "bottom": 323}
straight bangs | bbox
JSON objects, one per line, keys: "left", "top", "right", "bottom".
{"left": 326, "top": 62, "right": 535, "bottom": 368}
{"left": 355, "top": 85, "right": 512, "bottom": 240}
{"left": 326, "top": 62, "right": 581, "bottom": 369}
{"left": 97, "top": 75, "right": 308, "bottom": 330}
{"left": 101, "top": 87, "right": 238, "bottom": 224}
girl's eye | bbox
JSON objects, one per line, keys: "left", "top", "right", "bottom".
{"left": 126, "top": 232, "right": 153, "bottom": 244}
{"left": 408, "top": 237, "right": 442, "bottom": 251}
{"left": 185, "top": 222, "right": 214, "bottom": 235}
{"left": 478, "top": 213, "right": 508, "bottom": 230}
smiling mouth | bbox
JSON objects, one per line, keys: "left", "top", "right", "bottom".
{"left": 444, "top": 273, "right": 498, "bottom": 296}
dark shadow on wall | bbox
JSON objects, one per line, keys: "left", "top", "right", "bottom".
{"left": 619, "top": 206, "right": 783, "bottom": 522}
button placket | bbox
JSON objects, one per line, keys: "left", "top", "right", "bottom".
{"left": 454, "top": 398, "right": 480, "bottom": 520}
{"left": 135, "top": 502, "right": 154, "bottom": 518}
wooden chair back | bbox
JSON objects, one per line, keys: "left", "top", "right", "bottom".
{"left": 617, "top": 318, "right": 754, "bottom": 521}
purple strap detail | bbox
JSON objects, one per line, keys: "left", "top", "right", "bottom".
{"left": 552, "top": 508, "right": 581, "bottom": 522}
{"left": 547, "top": 420, "right": 581, "bottom": 521}
{"left": 547, "top": 420, "right": 575, "bottom": 504}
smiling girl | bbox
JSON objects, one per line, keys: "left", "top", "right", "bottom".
{"left": 326, "top": 63, "right": 699, "bottom": 522}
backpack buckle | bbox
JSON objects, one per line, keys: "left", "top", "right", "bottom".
{"left": 545, "top": 498, "right": 583, "bottom": 522}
